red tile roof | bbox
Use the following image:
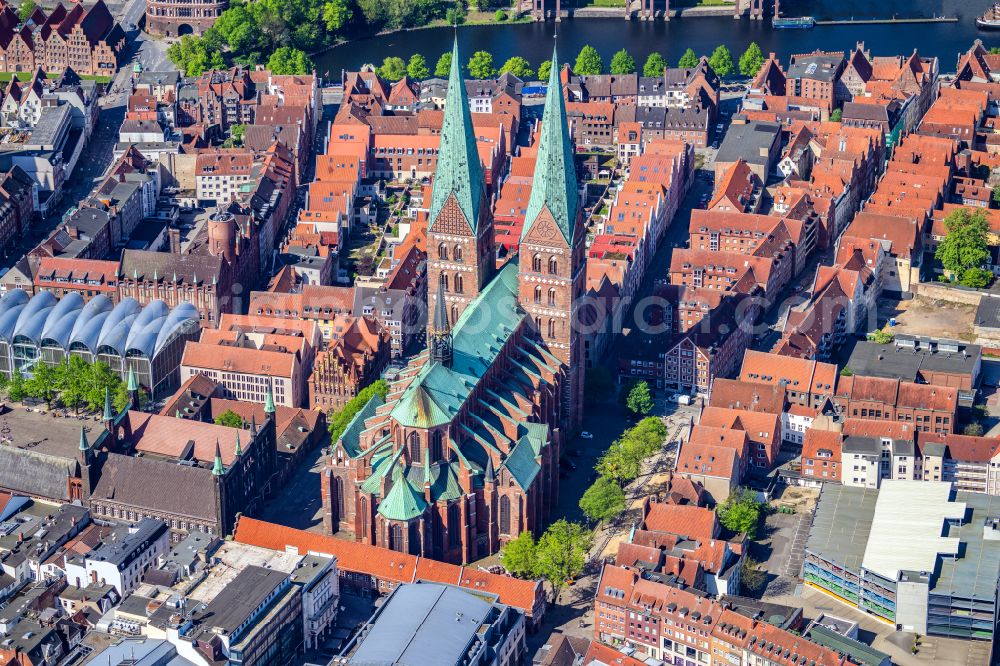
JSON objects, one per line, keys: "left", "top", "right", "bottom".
{"left": 233, "top": 518, "right": 543, "bottom": 614}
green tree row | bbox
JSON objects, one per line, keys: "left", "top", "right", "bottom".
{"left": 371, "top": 40, "right": 769, "bottom": 84}
{"left": 3, "top": 357, "right": 145, "bottom": 413}
{"left": 500, "top": 519, "right": 592, "bottom": 600}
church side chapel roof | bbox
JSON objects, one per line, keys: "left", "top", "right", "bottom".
{"left": 378, "top": 461, "right": 428, "bottom": 521}
{"left": 389, "top": 261, "right": 524, "bottom": 429}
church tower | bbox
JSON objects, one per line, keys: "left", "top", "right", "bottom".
{"left": 518, "top": 44, "right": 586, "bottom": 428}
{"left": 426, "top": 38, "right": 496, "bottom": 337}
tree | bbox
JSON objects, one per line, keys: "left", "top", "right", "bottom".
{"left": 25, "top": 363, "right": 58, "bottom": 407}
{"left": 113, "top": 383, "right": 147, "bottom": 413}
{"left": 709, "top": 45, "right": 734, "bottom": 77}
{"left": 501, "top": 531, "right": 538, "bottom": 578}
{"left": 85, "top": 361, "right": 120, "bottom": 412}
{"left": 377, "top": 56, "right": 407, "bottom": 81}
{"left": 626, "top": 380, "right": 654, "bottom": 416}
{"left": 609, "top": 49, "right": 636, "bottom": 75}
{"left": 323, "top": 0, "right": 352, "bottom": 33}
{"left": 830, "top": 108, "right": 843, "bottom": 122}
{"left": 937, "top": 207, "right": 991, "bottom": 273}
{"left": 267, "top": 47, "right": 314, "bottom": 75}
{"left": 215, "top": 409, "right": 246, "bottom": 428}
{"left": 579, "top": 477, "right": 626, "bottom": 525}
{"left": 224, "top": 123, "right": 246, "bottom": 148}
{"left": 964, "top": 422, "right": 986, "bottom": 436}
{"left": 738, "top": 42, "right": 765, "bottom": 77}
{"left": 961, "top": 267, "right": 994, "bottom": 289}
{"left": 329, "top": 380, "right": 390, "bottom": 443}
{"left": 717, "top": 487, "right": 763, "bottom": 538}
{"left": 870, "top": 329, "right": 895, "bottom": 345}
{"left": 18, "top": 0, "right": 36, "bottom": 22}
{"left": 167, "top": 35, "right": 226, "bottom": 77}
{"left": 740, "top": 556, "right": 767, "bottom": 594}
{"left": 677, "top": 48, "right": 699, "bottom": 69}
{"left": 494, "top": 9, "right": 507, "bottom": 20}
{"left": 445, "top": 2, "right": 466, "bottom": 25}
{"left": 435, "top": 51, "right": 453, "bottom": 77}
{"left": 595, "top": 442, "right": 641, "bottom": 487}
{"left": 839, "top": 367, "right": 854, "bottom": 377}
{"left": 535, "top": 520, "right": 592, "bottom": 600}
{"left": 7, "top": 367, "right": 25, "bottom": 403}
{"left": 537, "top": 60, "right": 552, "bottom": 81}
{"left": 574, "top": 45, "right": 603, "bottom": 76}
{"left": 407, "top": 53, "right": 430, "bottom": 80}
{"left": 467, "top": 50, "right": 496, "bottom": 79}
{"left": 55, "top": 357, "right": 89, "bottom": 413}
{"left": 499, "top": 56, "right": 534, "bottom": 79}
{"left": 643, "top": 52, "right": 667, "bottom": 77}
{"left": 993, "top": 184, "right": 1000, "bottom": 206}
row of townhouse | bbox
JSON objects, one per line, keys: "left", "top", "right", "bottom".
{"left": 0, "top": 0, "right": 125, "bottom": 77}
{"left": 747, "top": 43, "right": 937, "bottom": 129}
{"left": 800, "top": 418, "right": 1000, "bottom": 495}
{"left": 594, "top": 562, "right": 854, "bottom": 666}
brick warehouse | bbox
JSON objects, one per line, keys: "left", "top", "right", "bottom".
{"left": 320, "top": 41, "right": 585, "bottom": 564}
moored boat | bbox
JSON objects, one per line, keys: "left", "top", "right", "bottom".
{"left": 978, "top": 3, "right": 1000, "bottom": 29}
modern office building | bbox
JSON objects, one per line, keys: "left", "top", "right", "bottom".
{"left": 0, "top": 289, "right": 200, "bottom": 397}
{"left": 805, "top": 481, "right": 1000, "bottom": 642}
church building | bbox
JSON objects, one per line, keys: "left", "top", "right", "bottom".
{"left": 320, "top": 41, "right": 585, "bottom": 563}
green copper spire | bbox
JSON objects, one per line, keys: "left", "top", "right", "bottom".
{"left": 428, "top": 37, "right": 485, "bottom": 234}
{"left": 264, "top": 383, "right": 276, "bottom": 414}
{"left": 521, "top": 44, "right": 579, "bottom": 245}
{"left": 102, "top": 387, "right": 113, "bottom": 422}
{"left": 78, "top": 426, "right": 89, "bottom": 452}
{"left": 235, "top": 432, "right": 243, "bottom": 457}
{"left": 212, "top": 440, "right": 225, "bottom": 476}
{"left": 126, "top": 367, "right": 138, "bottom": 392}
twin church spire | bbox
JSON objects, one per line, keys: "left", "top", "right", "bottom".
{"left": 428, "top": 38, "right": 577, "bottom": 243}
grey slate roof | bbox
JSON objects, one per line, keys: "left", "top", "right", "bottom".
{"left": 716, "top": 121, "right": 781, "bottom": 167}
{"left": 0, "top": 445, "right": 76, "bottom": 501}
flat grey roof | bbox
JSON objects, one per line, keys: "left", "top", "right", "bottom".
{"left": 846, "top": 340, "right": 981, "bottom": 382}
{"left": 862, "top": 481, "right": 963, "bottom": 581}
{"left": 937, "top": 491, "right": 1000, "bottom": 601}
{"left": 200, "top": 565, "right": 287, "bottom": 634}
{"left": 350, "top": 583, "right": 494, "bottom": 666}
{"left": 28, "top": 105, "right": 70, "bottom": 149}
{"left": 788, "top": 54, "right": 844, "bottom": 82}
{"left": 805, "top": 484, "right": 878, "bottom": 572}
{"left": 715, "top": 121, "right": 780, "bottom": 166}
{"left": 842, "top": 436, "right": 881, "bottom": 456}
{"left": 804, "top": 625, "right": 890, "bottom": 666}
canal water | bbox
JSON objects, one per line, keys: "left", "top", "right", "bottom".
{"left": 315, "top": 0, "right": 1000, "bottom": 76}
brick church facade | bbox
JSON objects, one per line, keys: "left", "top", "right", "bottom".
{"left": 320, "top": 42, "right": 585, "bottom": 563}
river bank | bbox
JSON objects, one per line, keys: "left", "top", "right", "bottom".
{"left": 315, "top": 2, "right": 999, "bottom": 76}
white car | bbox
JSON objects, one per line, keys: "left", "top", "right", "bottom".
{"left": 580, "top": 431, "right": 594, "bottom": 440}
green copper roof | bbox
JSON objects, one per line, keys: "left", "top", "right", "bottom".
{"left": 211, "top": 440, "right": 224, "bottom": 476}
{"left": 102, "top": 387, "right": 114, "bottom": 422}
{"left": 339, "top": 393, "right": 385, "bottom": 458}
{"left": 502, "top": 435, "right": 541, "bottom": 490}
{"left": 428, "top": 38, "right": 485, "bottom": 234}
{"left": 360, "top": 443, "right": 399, "bottom": 497}
{"left": 521, "top": 45, "right": 579, "bottom": 245}
{"left": 378, "top": 462, "right": 428, "bottom": 521}
{"left": 78, "top": 427, "right": 89, "bottom": 452}
{"left": 264, "top": 383, "right": 276, "bottom": 414}
{"left": 126, "top": 367, "right": 138, "bottom": 392}
{"left": 389, "top": 261, "right": 524, "bottom": 428}
{"left": 234, "top": 432, "right": 242, "bottom": 457}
